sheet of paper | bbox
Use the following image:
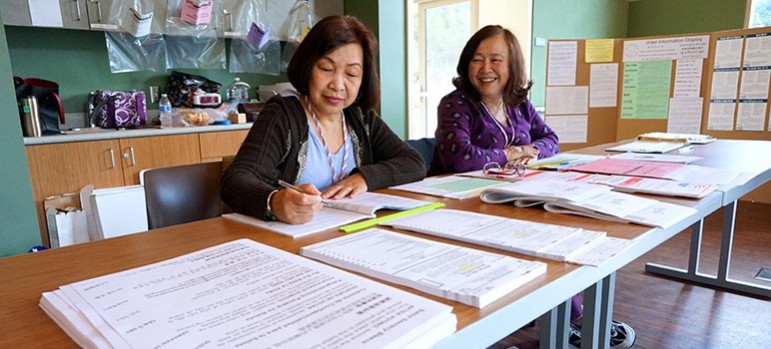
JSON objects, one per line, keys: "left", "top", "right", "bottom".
{"left": 606, "top": 141, "right": 686, "bottom": 154}
{"left": 710, "top": 70, "right": 740, "bottom": 100}
{"left": 391, "top": 176, "right": 505, "bottom": 200}
{"left": 707, "top": 101, "right": 736, "bottom": 130}
{"left": 547, "top": 41, "right": 578, "bottom": 86}
{"left": 545, "top": 86, "right": 588, "bottom": 115}
{"left": 460, "top": 219, "right": 585, "bottom": 255}
{"left": 29, "top": 0, "right": 63, "bottom": 27}
{"left": 385, "top": 209, "right": 506, "bottom": 238}
{"left": 673, "top": 59, "right": 703, "bottom": 97}
{"left": 667, "top": 97, "right": 704, "bottom": 134}
{"left": 623, "top": 35, "right": 709, "bottom": 62}
{"left": 223, "top": 208, "right": 371, "bottom": 238}
{"left": 585, "top": 39, "right": 614, "bottom": 63}
{"left": 600, "top": 175, "right": 718, "bottom": 199}
{"left": 738, "top": 69, "right": 770, "bottom": 100}
{"left": 736, "top": 100, "right": 768, "bottom": 131}
{"left": 324, "top": 192, "right": 431, "bottom": 216}
{"left": 610, "top": 153, "right": 701, "bottom": 164}
{"left": 567, "top": 236, "right": 636, "bottom": 267}
{"left": 742, "top": 33, "right": 771, "bottom": 68}
{"left": 52, "top": 239, "right": 456, "bottom": 348}
{"left": 589, "top": 63, "right": 619, "bottom": 107}
{"left": 567, "top": 158, "right": 684, "bottom": 179}
{"left": 544, "top": 115, "right": 587, "bottom": 143}
{"left": 620, "top": 61, "right": 672, "bottom": 119}
{"left": 713, "top": 36, "right": 744, "bottom": 69}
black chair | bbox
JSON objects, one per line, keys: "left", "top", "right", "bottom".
{"left": 140, "top": 162, "right": 223, "bottom": 230}
{"left": 406, "top": 137, "right": 436, "bottom": 171}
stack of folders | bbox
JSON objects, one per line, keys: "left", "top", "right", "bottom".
{"left": 39, "top": 239, "right": 457, "bottom": 349}
{"left": 637, "top": 132, "right": 716, "bottom": 144}
{"left": 302, "top": 228, "right": 547, "bottom": 308}
{"left": 479, "top": 179, "right": 698, "bottom": 229}
{"left": 381, "top": 209, "right": 635, "bottom": 267}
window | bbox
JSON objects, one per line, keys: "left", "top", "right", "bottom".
{"left": 747, "top": 0, "right": 771, "bottom": 28}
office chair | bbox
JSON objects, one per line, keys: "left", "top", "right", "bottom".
{"left": 140, "top": 162, "right": 223, "bottom": 230}
{"left": 406, "top": 137, "right": 436, "bottom": 171}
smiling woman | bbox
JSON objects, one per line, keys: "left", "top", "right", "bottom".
{"left": 221, "top": 15, "right": 425, "bottom": 225}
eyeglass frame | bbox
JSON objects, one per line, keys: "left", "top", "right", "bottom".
{"left": 482, "top": 161, "right": 526, "bottom": 177}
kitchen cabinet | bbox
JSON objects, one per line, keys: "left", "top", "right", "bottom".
{"left": 199, "top": 129, "right": 248, "bottom": 162}
{"left": 0, "top": 0, "right": 91, "bottom": 30}
{"left": 25, "top": 134, "right": 202, "bottom": 245}
{"left": 119, "top": 134, "right": 201, "bottom": 184}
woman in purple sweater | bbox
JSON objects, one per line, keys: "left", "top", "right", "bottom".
{"left": 428, "top": 25, "right": 558, "bottom": 176}
{"left": 429, "top": 25, "right": 635, "bottom": 349}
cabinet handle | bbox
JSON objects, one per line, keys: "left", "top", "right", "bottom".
{"left": 88, "top": 0, "right": 103, "bottom": 23}
{"left": 74, "top": 0, "right": 82, "bottom": 21}
{"left": 108, "top": 148, "right": 115, "bottom": 169}
{"left": 223, "top": 10, "right": 233, "bottom": 32}
{"left": 123, "top": 147, "right": 136, "bottom": 167}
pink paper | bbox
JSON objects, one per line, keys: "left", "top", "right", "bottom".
{"left": 181, "top": 0, "right": 213, "bottom": 25}
{"left": 567, "top": 158, "right": 684, "bottom": 179}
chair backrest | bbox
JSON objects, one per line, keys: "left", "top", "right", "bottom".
{"left": 141, "top": 162, "right": 223, "bottom": 230}
{"left": 406, "top": 138, "right": 436, "bottom": 171}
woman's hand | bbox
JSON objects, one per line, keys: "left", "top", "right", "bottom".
{"left": 321, "top": 173, "right": 369, "bottom": 200}
{"left": 504, "top": 145, "right": 540, "bottom": 165}
{"left": 272, "top": 183, "right": 324, "bottom": 224}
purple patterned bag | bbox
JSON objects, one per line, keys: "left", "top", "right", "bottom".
{"left": 93, "top": 90, "right": 147, "bottom": 129}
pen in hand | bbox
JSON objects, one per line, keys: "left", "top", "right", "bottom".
{"left": 278, "top": 180, "right": 331, "bottom": 207}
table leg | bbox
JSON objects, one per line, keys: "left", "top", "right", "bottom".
{"left": 539, "top": 299, "right": 571, "bottom": 349}
{"left": 646, "top": 201, "right": 771, "bottom": 298}
{"left": 582, "top": 273, "right": 614, "bottom": 349}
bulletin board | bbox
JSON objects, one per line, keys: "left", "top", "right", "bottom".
{"left": 545, "top": 27, "right": 771, "bottom": 202}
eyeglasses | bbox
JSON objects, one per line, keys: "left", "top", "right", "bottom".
{"left": 483, "top": 161, "right": 526, "bottom": 177}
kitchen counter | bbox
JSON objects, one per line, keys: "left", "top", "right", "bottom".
{"left": 23, "top": 123, "right": 254, "bottom": 145}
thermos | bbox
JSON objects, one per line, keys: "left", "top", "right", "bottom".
{"left": 22, "top": 96, "right": 42, "bottom": 137}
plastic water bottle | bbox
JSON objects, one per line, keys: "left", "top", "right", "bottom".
{"left": 227, "top": 78, "right": 251, "bottom": 104}
{"left": 159, "top": 94, "right": 172, "bottom": 128}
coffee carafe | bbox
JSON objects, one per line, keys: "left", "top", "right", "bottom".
{"left": 21, "top": 96, "right": 42, "bottom": 137}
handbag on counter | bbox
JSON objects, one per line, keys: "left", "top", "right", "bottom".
{"left": 14, "top": 77, "right": 65, "bottom": 135}
{"left": 91, "top": 90, "right": 147, "bottom": 129}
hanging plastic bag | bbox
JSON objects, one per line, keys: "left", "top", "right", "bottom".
{"left": 228, "top": 0, "right": 280, "bottom": 75}
{"left": 103, "top": 0, "right": 167, "bottom": 73}
{"left": 281, "top": 0, "right": 316, "bottom": 72}
{"left": 165, "top": 0, "right": 226, "bottom": 69}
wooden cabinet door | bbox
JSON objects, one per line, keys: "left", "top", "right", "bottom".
{"left": 119, "top": 134, "right": 201, "bottom": 185}
{"left": 199, "top": 130, "right": 249, "bottom": 162}
{"left": 25, "top": 140, "right": 124, "bottom": 243}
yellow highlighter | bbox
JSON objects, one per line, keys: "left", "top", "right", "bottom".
{"left": 339, "top": 202, "right": 446, "bottom": 233}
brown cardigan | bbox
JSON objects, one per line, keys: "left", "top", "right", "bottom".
{"left": 221, "top": 95, "right": 425, "bottom": 220}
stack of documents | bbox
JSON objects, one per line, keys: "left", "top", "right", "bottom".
{"left": 391, "top": 175, "right": 506, "bottom": 199}
{"left": 382, "top": 209, "right": 635, "bottom": 267}
{"left": 40, "top": 239, "right": 457, "bottom": 348}
{"left": 479, "top": 180, "right": 698, "bottom": 228}
{"left": 302, "top": 228, "right": 547, "bottom": 308}
{"left": 637, "top": 132, "right": 716, "bottom": 144}
{"left": 606, "top": 140, "right": 687, "bottom": 153}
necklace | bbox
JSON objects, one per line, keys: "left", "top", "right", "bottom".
{"left": 307, "top": 100, "right": 349, "bottom": 184}
{"left": 481, "top": 99, "right": 514, "bottom": 148}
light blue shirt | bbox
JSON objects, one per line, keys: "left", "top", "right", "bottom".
{"left": 298, "top": 122, "right": 356, "bottom": 191}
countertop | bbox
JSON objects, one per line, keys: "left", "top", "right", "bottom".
{"left": 23, "top": 123, "right": 253, "bottom": 145}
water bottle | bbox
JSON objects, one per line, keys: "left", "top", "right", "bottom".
{"left": 159, "top": 94, "right": 172, "bottom": 128}
{"left": 227, "top": 78, "right": 251, "bottom": 104}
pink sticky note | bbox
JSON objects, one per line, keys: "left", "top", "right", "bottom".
{"left": 181, "top": 0, "right": 213, "bottom": 25}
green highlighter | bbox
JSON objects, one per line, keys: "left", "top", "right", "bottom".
{"left": 339, "top": 202, "right": 446, "bottom": 233}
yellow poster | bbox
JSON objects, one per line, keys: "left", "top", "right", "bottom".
{"left": 585, "top": 39, "right": 614, "bottom": 63}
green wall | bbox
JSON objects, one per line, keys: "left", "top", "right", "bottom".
{"left": 0, "top": 16, "right": 41, "bottom": 256}
{"left": 5, "top": 27, "right": 288, "bottom": 115}
{"left": 530, "top": 0, "right": 629, "bottom": 107}
{"left": 628, "top": 0, "right": 747, "bottom": 37}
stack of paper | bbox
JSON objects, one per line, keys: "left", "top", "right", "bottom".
{"left": 637, "top": 132, "right": 716, "bottom": 144}
{"left": 302, "top": 228, "right": 547, "bottom": 307}
{"left": 606, "top": 140, "right": 687, "bottom": 153}
{"left": 40, "top": 239, "right": 457, "bottom": 348}
{"left": 382, "top": 209, "right": 635, "bottom": 267}
{"left": 391, "top": 175, "right": 506, "bottom": 199}
{"left": 479, "top": 180, "right": 698, "bottom": 228}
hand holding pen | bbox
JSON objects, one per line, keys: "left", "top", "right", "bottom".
{"left": 272, "top": 180, "right": 325, "bottom": 224}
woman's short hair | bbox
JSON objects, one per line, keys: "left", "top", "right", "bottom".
{"left": 452, "top": 25, "right": 532, "bottom": 107}
{"left": 287, "top": 15, "right": 380, "bottom": 112}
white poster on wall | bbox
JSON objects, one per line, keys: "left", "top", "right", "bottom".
{"left": 623, "top": 35, "right": 709, "bottom": 62}
{"left": 589, "top": 63, "right": 618, "bottom": 108}
{"left": 547, "top": 41, "right": 578, "bottom": 86}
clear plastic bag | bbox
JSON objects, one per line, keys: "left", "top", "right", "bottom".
{"left": 281, "top": 0, "right": 317, "bottom": 71}
{"left": 103, "top": 0, "right": 166, "bottom": 73}
{"left": 228, "top": 0, "right": 280, "bottom": 75}
{"left": 164, "top": 0, "right": 226, "bottom": 69}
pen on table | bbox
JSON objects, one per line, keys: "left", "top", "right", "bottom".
{"left": 278, "top": 180, "right": 331, "bottom": 207}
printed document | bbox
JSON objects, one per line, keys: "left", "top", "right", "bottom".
{"left": 391, "top": 175, "right": 506, "bottom": 199}
{"left": 302, "top": 228, "right": 547, "bottom": 308}
{"left": 39, "top": 239, "right": 457, "bottom": 348}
